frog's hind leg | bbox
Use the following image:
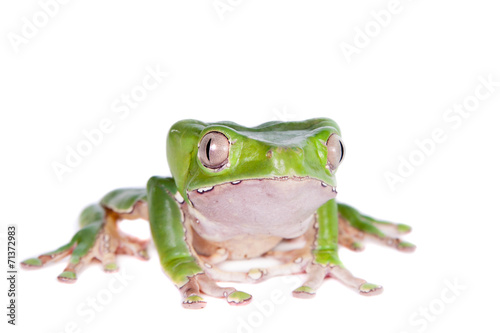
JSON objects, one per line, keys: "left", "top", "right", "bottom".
{"left": 22, "top": 188, "right": 149, "bottom": 282}
{"left": 22, "top": 203, "right": 107, "bottom": 281}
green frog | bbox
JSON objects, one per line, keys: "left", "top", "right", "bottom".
{"left": 22, "top": 118, "right": 414, "bottom": 309}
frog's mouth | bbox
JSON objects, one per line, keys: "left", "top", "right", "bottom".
{"left": 187, "top": 177, "right": 337, "bottom": 240}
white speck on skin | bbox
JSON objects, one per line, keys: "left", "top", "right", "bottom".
{"left": 175, "top": 192, "right": 185, "bottom": 203}
{"left": 197, "top": 186, "right": 214, "bottom": 193}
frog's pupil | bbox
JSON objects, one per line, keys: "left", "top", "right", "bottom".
{"left": 339, "top": 140, "right": 344, "bottom": 162}
{"left": 206, "top": 138, "right": 212, "bottom": 161}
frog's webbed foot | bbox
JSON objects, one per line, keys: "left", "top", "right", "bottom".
{"left": 338, "top": 203, "right": 415, "bottom": 252}
{"left": 21, "top": 204, "right": 149, "bottom": 282}
{"left": 180, "top": 274, "right": 252, "bottom": 309}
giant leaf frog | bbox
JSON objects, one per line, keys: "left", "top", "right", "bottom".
{"left": 23, "top": 118, "right": 414, "bottom": 309}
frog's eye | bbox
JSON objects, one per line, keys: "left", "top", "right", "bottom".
{"left": 198, "top": 131, "right": 230, "bottom": 170}
{"left": 326, "top": 134, "right": 345, "bottom": 171}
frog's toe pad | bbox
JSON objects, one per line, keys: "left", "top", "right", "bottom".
{"left": 397, "top": 241, "right": 416, "bottom": 252}
{"left": 396, "top": 223, "right": 412, "bottom": 234}
{"left": 351, "top": 242, "right": 365, "bottom": 252}
{"left": 57, "top": 271, "right": 77, "bottom": 283}
{"left": 247, "top": 268, "right": 265, "bottom": 281}
{"left": 137, "top": 249, "right": 150, "bottom": 260}
{"left": 104, "top": 262, "right": 119, "bottom": 273}
{"left": 292, "top": 286, "right": 316, "bottom": 299}
{"left": 182, "top": 295, "right": 207, "bottom": 309}
{"left": 227, "top": 291, "right": 252, "bottom": 306}
{"left": 358, "top": 283, "right": 383, "bottom": 296}
{"left": 21, "top": 258, "right": 43, "bottom": 269}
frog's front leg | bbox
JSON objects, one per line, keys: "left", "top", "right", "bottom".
{"left": 293, "top": 199, "right": 383, "bottom": 298}
{"left": 337, "top": 203, "right": 415, "bottom": 252}
{"left": 147, "top": 176, "right": 252, "bottom": 309}
{"left": 21, "top": 189, "right": 150, "bottom": 281}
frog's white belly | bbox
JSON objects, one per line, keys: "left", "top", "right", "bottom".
{"left": 187, "top": 178, "right": 337, "bottom": 242}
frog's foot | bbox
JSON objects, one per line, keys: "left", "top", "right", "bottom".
{"left": 291, "top": 262, "right": 383, "bottom": 298}
{"left": 328, "top": 265, "right": 383, "bottom": 296}
{"left": 21, "top": 204, "right": 149, "bottom": 282}
{"left": 338, "top": 203, "right": 415, "bottom": 253}
{"left": 180, "top": 274, "right": 252, "bottom": 309}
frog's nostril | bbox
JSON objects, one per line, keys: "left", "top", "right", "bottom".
{"left": 266, "top": 150, "right": 273, "bottom": 159}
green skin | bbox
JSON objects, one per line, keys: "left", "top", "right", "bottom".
{"left": 22, "top": 118, "right": 414, "bottom": 309}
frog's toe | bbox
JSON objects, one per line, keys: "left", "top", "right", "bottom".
{"left": 182, "top": 295, "right": 207, "bottom": 309}
{"left": 395, "top": 223, "right": 412, "bottom": 234}
{"left": 376, "top": 236, "right": 416, "bottom": 252}
{"left": 366, "top": 217, "right": 412, "bottom": 235}
{"left": 21, "top": 246, "right": 74, "bottom": 269}
{"left": 21, "top": 258, "right": 44, "bottom": 268}
{"left": 227, "top": 291, "right": 253, "bottom": 306}
{"left": 178, "top": 274, "right": 250, "bottom": 309}
{"left": 396, "top": 240, "right": 416, "bottom": 252}
{"left": 358, "top": 283, "right": 383, "bottom": 296}
{"left": 292, "top": 286, "right": 316, "bottom": 299}
{"left": 328, "top": 265, "right": 383, "bottom": 296}
{"left": 57, "top": 269, "right": 78, "bottom": 283}
{"left": 103, "top": 262, "right": 119, "bottom": 273}
{"left": 195, "top": 273, "right": 252, "bottom": 307}
{"left": 292, "top": 264, "right": 327, "bottom": 299}
{"left": 339, "top": 210, "right": 415, "bottom": 252}
{"left": 247, "top": 268, "right": 265, "bottom": 281}
{"left": 180, "top": 276, "right": 208, "bottom": 309}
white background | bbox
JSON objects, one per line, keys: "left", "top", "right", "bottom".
{"left": 1, "top": 1, "right": 499, "bottom": 332}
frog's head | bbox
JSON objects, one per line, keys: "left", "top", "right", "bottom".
{"left": 167, "top": 118, "right": 344, "bottom": 224}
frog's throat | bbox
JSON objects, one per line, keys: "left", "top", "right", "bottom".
{"left": 186, "top": 177, "right": 337, "bottom": 242}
